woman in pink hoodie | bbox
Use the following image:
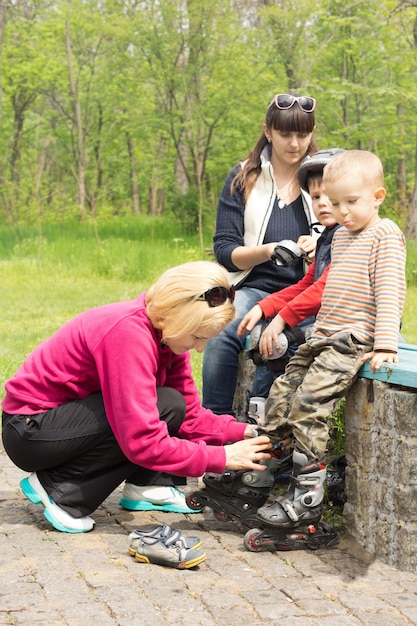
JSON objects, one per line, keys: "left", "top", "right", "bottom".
{"left": 2, "top": 261, "right": 271, "bottom": 534}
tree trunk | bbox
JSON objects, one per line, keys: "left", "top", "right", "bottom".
{"left": 396, "top": 104, "right": 408, "bottom": 222}
{"left": 405, "top": 125, "right": 417, "bottom": 243}
{"left": 396, "top": 155, "right": 407, "bottom": 218}
{"left": 35, "top": 138, "right": 50, "bottom": 257}
{"left": 90, "top": 101, "right": 104, "bottom": 215}
{"left": 148, "top": 168, "right": 158, "bottom": 216}
{"left": 126, "top": 132, "right": 140, "bottom": 216}
{"left": 65, "top": 20, "right": 86, "bottom": 220}
{"left": 0, "top": 0, "right": 7, "bottom": 129}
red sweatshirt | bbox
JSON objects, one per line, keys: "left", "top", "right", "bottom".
{"left": 2, "top": 293, "right": 246, "bottom": 477}
{"left": 258, "top": 262, "right": 329, "bottom": 326}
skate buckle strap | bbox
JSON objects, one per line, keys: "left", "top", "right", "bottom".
{"left": 282, "top": 501, "right": 300, "bottom": 523}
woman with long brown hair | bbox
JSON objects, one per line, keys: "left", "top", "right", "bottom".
{"left": 202, "top": 93, "right": 318, "bottom": 416}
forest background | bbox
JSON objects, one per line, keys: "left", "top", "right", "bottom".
{"left": 1, "top": 0, "right": 417, "bottom": 395}
{"left": 3, "top": 0, "right": 417, "bottom": 242}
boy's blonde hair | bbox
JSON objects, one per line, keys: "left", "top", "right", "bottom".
{"left": 323, "top": 150, "right": 384, "bottom": 188}
{"left": 146, "top": 261, "right": 235, "bottom": 339}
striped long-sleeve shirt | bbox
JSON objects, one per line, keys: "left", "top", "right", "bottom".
{"left": 312, "top": 218, "right": 406, "bottom": 352}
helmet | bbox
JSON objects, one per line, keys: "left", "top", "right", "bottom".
{"left": 297, "top": 148, "right": 346, "bottom": 192}
{"left": 246, "top": 323, "right": 305, "bottom": 373}
{"left": 248, "top": 323, "right": 289, "bottom": 362}
{"left": 271, "top": 239, "right": 306, "bottom": 267}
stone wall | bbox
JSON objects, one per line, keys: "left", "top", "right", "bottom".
{"left": 233, "top": 353, "right": 255, "bottom": 421}
{"left": 344, "top": 378, "right": 417, "bottom": 572}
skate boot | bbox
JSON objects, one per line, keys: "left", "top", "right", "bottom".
{"left": 243, "top": 451, "right": 339, "bottom": 552}
{"left": 257, "top": 450, "right": 326, "bottom": 528}
{"left": 246, "top": 397, "right": 266, "bottom": 425}
{"left": 186, "top": 463, "right": 275, "bottom": 530}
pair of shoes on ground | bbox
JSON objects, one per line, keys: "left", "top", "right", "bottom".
{"left": 119, "top": 484, "right": 202, "bottom": 514}
{"left": 20, "top": 476, "right": 201, "bottom": 532}
{"left": 20, "top": 473, "right": 95, "bottom": 533}
{"left": 129, "top": 524, "right": 206, "bottom": 569}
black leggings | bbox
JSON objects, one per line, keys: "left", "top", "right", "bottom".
{"left": 2, "top": 388, "right": 186, "bottom": 517}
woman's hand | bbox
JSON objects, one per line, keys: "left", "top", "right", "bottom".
{"left": 237, "top": 304, "right": 263, "bottom": 337}
{"left": 224, "top": 436, "right": 272, "bottom": 471}
{"left": 231, "top": 242, "right": 279, "bottom": 270}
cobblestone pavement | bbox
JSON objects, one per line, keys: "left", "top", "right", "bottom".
{"left": 1, "top": 446, "right": 417, "bottom": 626}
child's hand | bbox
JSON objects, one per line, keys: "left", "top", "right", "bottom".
{"left": 237, "top": 304, "right": 263, "bottom": 337}
{"left": 361, "top": 350, "right": 399, "bottom": 372}
{"left": 297, "top": 234, "right": 316, "bottom": 261}
{"left": 259, "top": 315, "right": 286, "bottom": 357}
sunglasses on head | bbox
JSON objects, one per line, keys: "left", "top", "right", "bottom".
{"left": 198, "top": 285, "right": 236, "bottom": 307}
{"left": 273, "top": 94, "right": 316, "bottom": 113}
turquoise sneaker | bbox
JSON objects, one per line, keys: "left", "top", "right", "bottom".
{"left": 20, "top": 473, "right": 95, "bottom": 533}
{"left": 119, "top": 484, "right": 202, "bottom": 513}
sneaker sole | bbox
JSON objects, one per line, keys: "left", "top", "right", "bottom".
{"left": 134, "top": 550, "right": 207, "bottom": 569}
{"left": 20, "top": 477, "right": 94, "bottom": 534}
{"left": 119, "top": 497, "right": 202, "bottom": 514}
{"left": 43, "top": 509, "right": 90, "bottom": 534}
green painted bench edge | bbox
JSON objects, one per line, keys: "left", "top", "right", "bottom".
{"left": 359, "top": 344, "right": 417, "bottom": 388}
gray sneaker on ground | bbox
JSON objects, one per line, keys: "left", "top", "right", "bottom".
{"left": 128, "top": 524, "right": 202, "bottom": 554}
{"left": 129, "top": 529, "right": 206, "bottom": 569}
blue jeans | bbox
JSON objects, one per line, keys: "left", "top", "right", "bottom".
{"left": 202, "top": 287, "right": 275, "bottom": 415}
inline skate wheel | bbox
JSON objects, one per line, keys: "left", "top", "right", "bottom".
{"left": 185, "top": 492, "right": 206, "bottom": 511}
{"left": 243, "top": 528, "right": 264, "bottom": 552}
{"left": 213, "top": 509, "right": 231, "bottom": 522}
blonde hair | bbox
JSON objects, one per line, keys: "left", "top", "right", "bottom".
{"left": 323, "top": 150, "right": 384, "bottom": 188}
{"left": 146, "top": 261, "right": 236, "bottom": 339}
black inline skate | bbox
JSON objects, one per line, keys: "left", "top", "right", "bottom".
{"left": 186, "top": 468, "right": 272, "bottom": 530}
{"left": 243, "top": 450, "right": 339, "bottom": 552}
{"left": 186, "top": 452, "right": 293, "bottom": 530}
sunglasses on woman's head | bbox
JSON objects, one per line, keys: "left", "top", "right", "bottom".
{"left": 273, "top": 94, "right": 316, "bottom": 113}
{"left": 198, "top": 285, "right": 236, "bottom": 307}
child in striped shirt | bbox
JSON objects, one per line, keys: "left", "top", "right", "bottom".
{"left": 256, "top": 149, "right": 406, "bottom": 530}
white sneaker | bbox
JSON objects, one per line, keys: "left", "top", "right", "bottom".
{"left": 119, "top": 484, "right": 202, "bottom": 513}
{"left": 20, "top": 473, "right": 95, "bottom": 533}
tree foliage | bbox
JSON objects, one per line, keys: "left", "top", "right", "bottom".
{"left": 1, "top": 0, "right": 417, "bottom": 244}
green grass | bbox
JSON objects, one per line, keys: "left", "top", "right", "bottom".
{"left": 0, "top": 217, "right": 210, "bottom": 395}
{"left": 401, "top": 285, "right": 417, "bottom": 345}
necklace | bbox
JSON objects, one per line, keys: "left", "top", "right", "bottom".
{"left": 275, "top": 176, "right": 297, "bottom": 209}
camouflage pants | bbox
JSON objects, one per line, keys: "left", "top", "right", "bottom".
{"left": 259, "top": 331, "right": 371, "bottom": 461}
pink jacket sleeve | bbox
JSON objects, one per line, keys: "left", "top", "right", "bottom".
{"left": 94, "top": 319, "right": 246, "bottom": 478}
